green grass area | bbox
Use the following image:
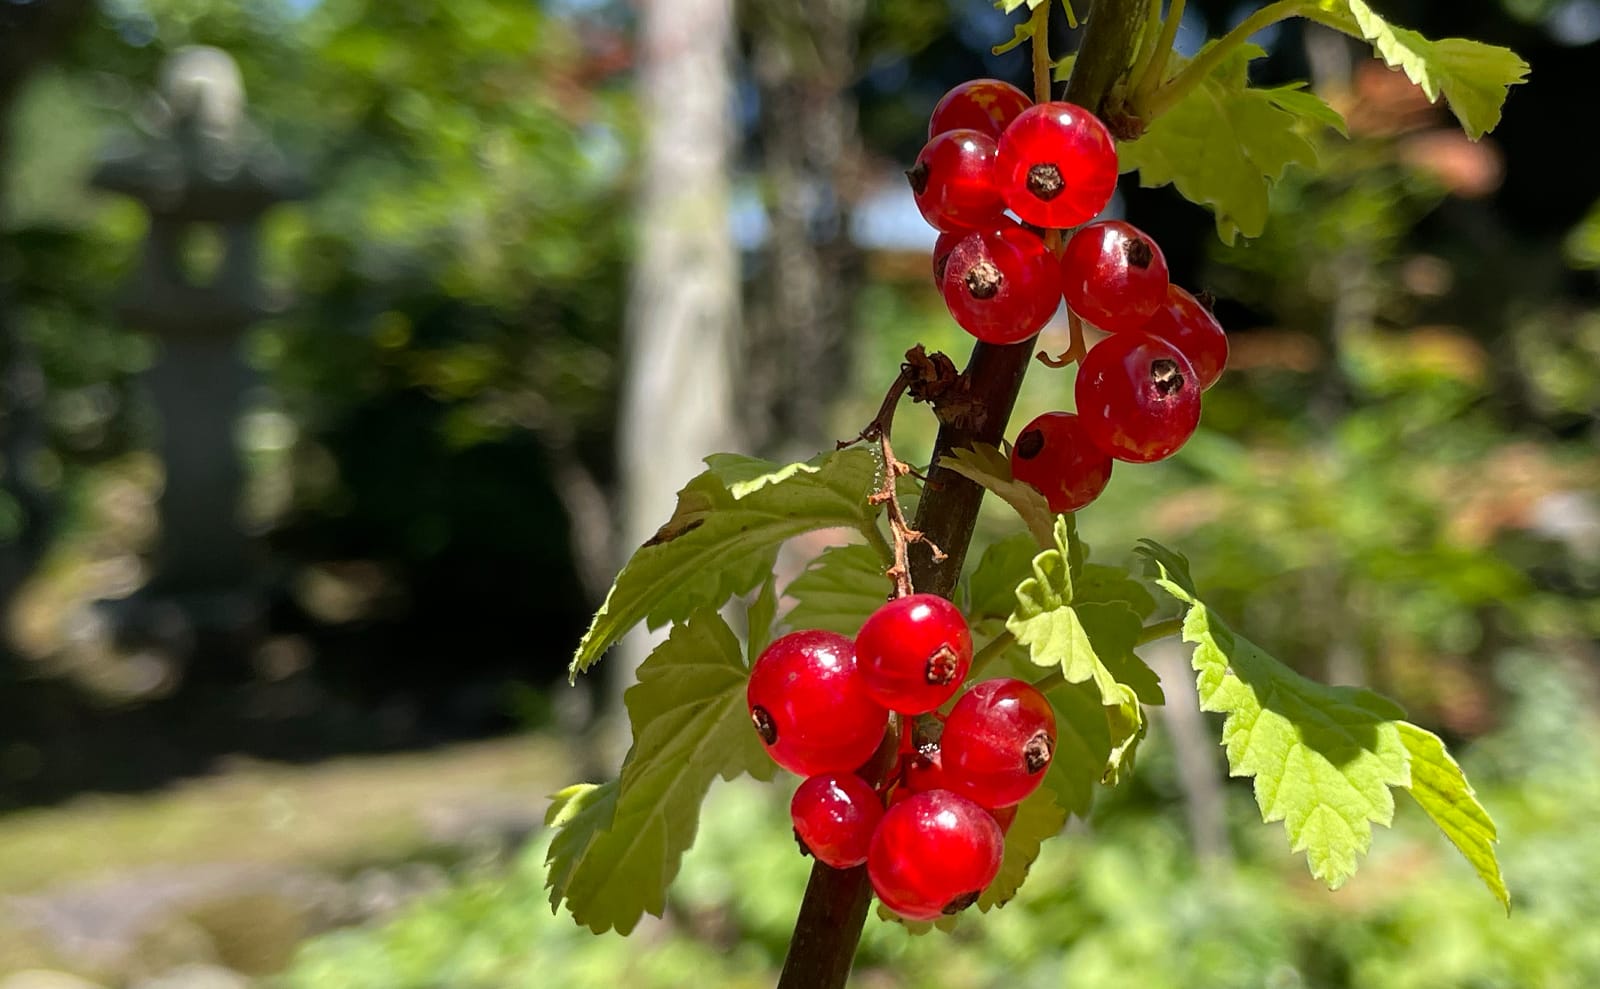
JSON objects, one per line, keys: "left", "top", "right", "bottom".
{"left": 0, "top": 736, "right": 574, "bottom": 896}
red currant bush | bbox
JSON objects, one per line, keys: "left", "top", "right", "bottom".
{"left": 1074, "top": 331, "right": 1202, "bottom": 463}
{"left": 928, "top": 78, "right": 1032, "bottom": 140}
{"left": 942, "top": 678, "right": 1057, "bottom": 808}
{"left": 1010, "top": 411, "right": 1114, "bottom": 513}
{"left": 868, "top": 789, "right": 1004, "bottom": 920}
{"left": 790, "top": 773, "right": 885, "bottom": 869}
{"left": 1141, "top": 284, "right": 1229, "bottom": 391}
{"left": 907, "top": 129, "right": 1007, "bottom": 232}
{"left": 747, "top": 630, "right": 888, "bottom": 776}
{"left": 995, "top": 101, "right": 1118, "bottom": 228}
{"left": 1060, "top": 220, "right": 1170, "bottom": 333}
{"left": 940, "top": 222, "right": 1060, "bottom": 344}
{"left": 856, "top": 593, "right": 973, "bottom": 714}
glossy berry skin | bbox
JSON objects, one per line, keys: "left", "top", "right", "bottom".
{"left": 1140, "top": 284, "right": 1228, "bottom": 391}
{"left": 932, "top": 230, "right": 966, "bottom": 288}
{"left": 1010, "top": 411, "right": 1114, "bottom": 514}
{"left": 928, "top": 78, "right": 1033, "bottom": 140}
{"left": 856, "top": 594, "right": 974, "bottom": 714}
{"left": 989, "top": 803, "right": 1019, "bottom": 835}
{"left": 1060, "top": 220, "right": 1170, "bottom": 333}
{"left": 1074, "top": 332, "right": 1202, "bottom": 463}
{"left": 940, "top": 223, "right": 1060, "bottom": 345}
{"left": 791, "top": 773, "right": 885, "bottom": 869}
{"left": 747, "top": 630, "right": 888, "bottom": 776}
{"left": 907, "top": 129, "right": 1006, "bottom": 232}
{"left": 868, "top": 789, "right": 1004, "bottom": 920}
{"left": 995, "top": 102, "right": 1118, "bottom": 229}
{"left": 942, "top": 678, "right": 1058, "bottom": 809}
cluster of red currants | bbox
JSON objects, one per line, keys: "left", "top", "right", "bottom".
{"left": 748, "top": 594, "right": 1057, "bottom": 921}
{"left": 912, "top": 79, "right": 1230, "bottom": 514}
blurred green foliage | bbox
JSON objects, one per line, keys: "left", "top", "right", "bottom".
{"left": 4, "top": 0, "right": 637, "bottom": 683}
{"left": 277, "top": 650, "right": 1600, "bottom": 989}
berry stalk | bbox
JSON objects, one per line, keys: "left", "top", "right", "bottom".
{"left": 774, "top": 4, "right": 1153, "bottom": 987}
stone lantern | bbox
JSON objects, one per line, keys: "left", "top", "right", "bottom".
{"left": 90, "top": 46, "right": 302, "bottom": 662}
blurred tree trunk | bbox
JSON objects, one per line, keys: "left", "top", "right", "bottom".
{"left": 741, "top": 0, "right": 867, "bottom": 454}
{"left": 605, "top": 0, "right": 742, "bottom": 767}
{"left": 0, "top": 0, "right": 93, "bottom": 619}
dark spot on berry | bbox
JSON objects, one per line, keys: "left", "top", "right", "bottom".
{"left": 1024, "top": 730, "right": 1054, "bottom": 774}
{"left": 1015, "top": 427, "right": 1045, "bottom": 460}
{"left": 793, "top": 827, "right": 813, "bottom": 858}
{"left": 1196, "top": 289, "right": 1217, "bottom": 312}
{"left": 965, "top": 261, "right": 1003, "bottom": 300}
{"left": 1125, "top": 237, "right": 1155, "bottom": 269}
{"left": 905, "top": 160, "right": 930, "bottom": 196}
{"left": 752, "top": 706, "right": 777, "bottom": 745}
{"left": 1026, "top": 163, "right": 1064, "bottom": 201}
{"left": 925, "top": 645, "right": 960, "bottom": 686}
{"left": 933, "top": 251, "right": 951, "bottom": 284}
{"left": 943, "top": 890, "right": 981, "bottom": 915}
{"left": 1150, "top": 358, "right": 1185, "bottom": 398}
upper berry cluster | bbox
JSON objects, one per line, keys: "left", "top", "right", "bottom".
{"left": 912, "top": 79, "right": 1231, "bottom": 514}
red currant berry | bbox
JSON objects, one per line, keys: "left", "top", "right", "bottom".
{"left": 1060, "top": 220, "right": 1170, "bottom": 333}
{"left": 868, "top": 789, "right": 1004, "bottom": 920}
{"left": 856, "top": 594, "right": 973, "bottom": 714}
{"left": 1010, "top": 411, "right": 1113, "bottom": 514}
{"left": 791, "top": 773, "right": 885, "bottom": 869}
{"left": 1075, "top": 332, "right": 1202, "bottom": 463}
{"left": 1140, "top": 285, "right": 1228, "bottom": 391}
{"left": 995, "top": 102, "right": 1118, "bottom": 228}
{"left": 940, "top": 223, "right": 1060, "bottom": 345}
{"left": 942, "top": 678, "right": 1057, "bottom": 808}
{"left": 907, "top": 129, "right": 1006, "bottom": 232}
{"left": 747, "top": 630, "right": 888, "bottom": 776}
{"left": 989, "top": 803, "right": 1019, "bottom": 835}
{"left": 928, "top": 79, "right": 1032, "bottom": 140}
{"left": 932, "top": 229, "right": 965, "bottom": 288}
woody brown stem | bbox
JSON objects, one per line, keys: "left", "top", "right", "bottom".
{"left": 775, "top": 5, "right": 1148, "bottom": 986}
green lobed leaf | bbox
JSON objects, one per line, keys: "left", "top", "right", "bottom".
{"left": 546, "top": 610, "right": 774, "bottom": 934}
{"left": 1260, "top": 83, "right": 1350, "bottom": 136}
{"left": 1119, "top": 44, "right": 1338, "bottom": 243}
{"left": 746, "top": 574, "right": 779, "bottom": 663}
{"left": 1073, "top": 562, "right": 1159, "bottom": 620}
{"left": 705, "top": 453, "right": 816, "bottom": 499}
{"left": 1397, "top": 722, "right": 1510, "bottom": 912}
{"left": 1140, "top": 544, "right": 1409, "bottom": 889}
{"left": 1007, "top": 519, "right": 1140, "bottom": 709}
{"left": 1314, "top": 0, "right": 1529, "bottom": 140}
{"left": 938, "top": 443, "right": 1057, "bottom": 548}
{"left": 966, "top": 534, "right": 1043, "bottom": 622}
{"left": 782, "top": 543, "right": 891, "bottom": 637}
{"left": 1043, "top": 680, "right": 1114, "bottom": 816}
{"left": 978, "top": 784, "right": 1069, "bottom": 911}
{"left": 570, "top": 448, "right": 881, "bottom": 678}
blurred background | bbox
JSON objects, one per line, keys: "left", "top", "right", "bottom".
{"left": 0, "top": 0, "right": 1596, "bottom": 986}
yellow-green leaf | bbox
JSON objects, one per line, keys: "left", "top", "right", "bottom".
{"left": 571, "top": 448, "right": 881, "bottom": 677}
{"left": 1314, "top": 0, "right": 1529, "bottom": 140}
{"left": 1397, "top": 721, "right": 1510, "bottom": 913}
{"left": 1120, "top": 44, "right": 1336, "bottom": 243}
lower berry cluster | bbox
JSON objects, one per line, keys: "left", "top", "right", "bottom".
{"left": 747, "top": 594, "right": 1057, "bottom": 921}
